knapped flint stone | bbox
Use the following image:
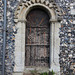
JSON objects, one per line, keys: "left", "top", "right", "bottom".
{"left": 0, "top": 0, "right": 75, "bottom": 75}
{"left": 69, "top": 54, "right": 73, "bottom": 58}
{"left": 58, "top": 0, "right": 75, "bottom": 74}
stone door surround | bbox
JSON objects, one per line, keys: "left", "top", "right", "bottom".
{"left": 13, "top": 0, "right": 61, "bottom": 75}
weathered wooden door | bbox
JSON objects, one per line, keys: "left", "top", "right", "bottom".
{"left": 25, "top": 8, "right": 50, "bottom": 67}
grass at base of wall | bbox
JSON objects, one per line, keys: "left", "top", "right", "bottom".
{"left": 40, "top": 70, "right": 55, "bottom": 75}
{"left": 30, "top": 70, "right": 55, "bottom": 75}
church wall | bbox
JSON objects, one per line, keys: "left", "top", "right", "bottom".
{"left": 0, "top": 0, "right": 75, "bottom": 75}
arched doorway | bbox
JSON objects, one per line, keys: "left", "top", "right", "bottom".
{"left": 14, "top": 1, "right": 61, "bottom": 74}
{"left": 25, "top": 8, "right": 50, "bottom": 68}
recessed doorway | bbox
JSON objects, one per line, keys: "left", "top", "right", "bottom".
{"left": 25, "top": 8, "right": 50, "bottom": 68}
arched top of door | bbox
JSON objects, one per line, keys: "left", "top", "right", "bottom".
{"left": 14, "top": 0, "right": 62, "bottom": 23}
